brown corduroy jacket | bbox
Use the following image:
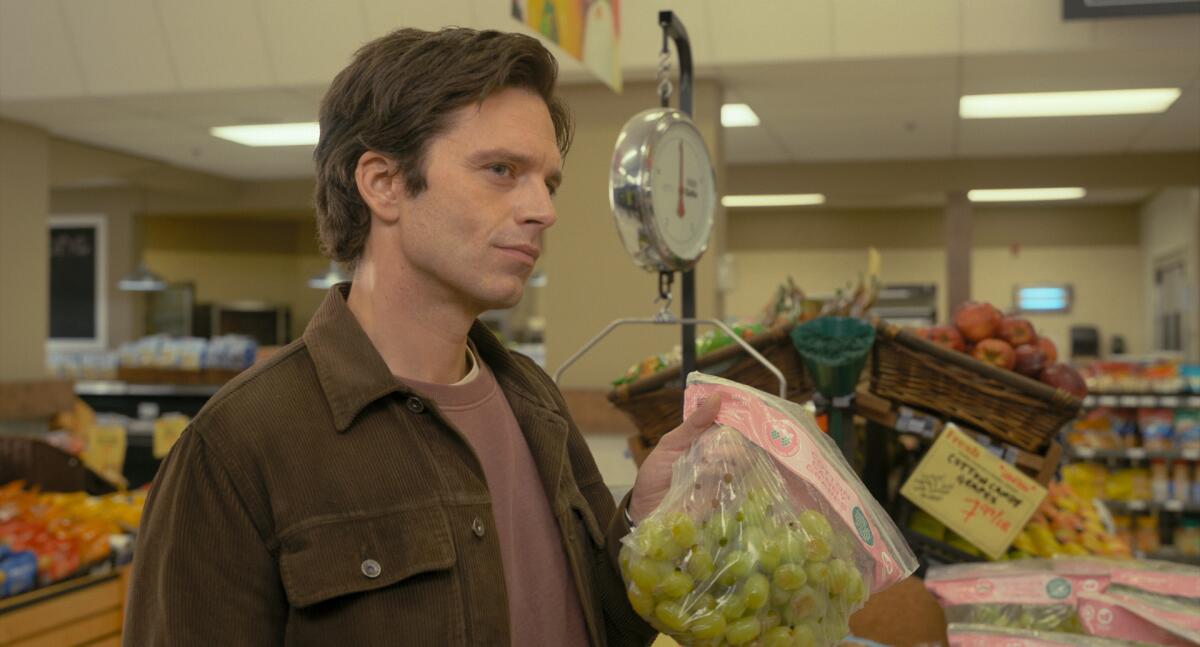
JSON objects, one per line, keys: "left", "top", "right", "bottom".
{"left": 123, "top": 285, "right": 656, "bottom": 646}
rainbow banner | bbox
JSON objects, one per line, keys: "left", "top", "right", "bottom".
{"left": 512, "top": 0, "right": 621, "bottom": 91}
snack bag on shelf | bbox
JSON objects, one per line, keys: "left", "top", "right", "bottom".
{"left": 618, "top": 373, "right": 916, "bottom": 646}
{"left": 1077, "top": 591, "right": 1200, "bottom": 647}
{"left": 1139, "top": 409, "right": 1175, "bottom": 452}
{"left": 925, "top": 560, "right": 1110, "bottom": 635}
{"left": 947, "top": 623, "right": 1144, "bottom": 647}
{"left": 1176, "top": 409, "right": 1200, "bottom": 453}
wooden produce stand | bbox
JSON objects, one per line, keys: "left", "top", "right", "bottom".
{"left": 0, "top": 566, "right": 129, "bottom": 646}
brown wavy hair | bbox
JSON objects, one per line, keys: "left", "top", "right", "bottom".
{"left": 313, "top": 28, "right": 574, "bottom": 269}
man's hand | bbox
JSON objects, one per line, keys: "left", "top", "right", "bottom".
{"left": 627, "top": 395, "right": 722, "bottom": 524}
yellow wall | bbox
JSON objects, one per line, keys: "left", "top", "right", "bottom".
{"left": 724, "top": 204, "right": 1146, "bottom": 357}
{"left": 0, "top": 119, "right": 50, "bottom": 380}
{"left": 141, "top": 215, "right": 327, "bottom": 343}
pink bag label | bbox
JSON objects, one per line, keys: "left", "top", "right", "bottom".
{"left": 927, "top": 573, "right": 1107, "bottom": 606}
{"left": 1077, "top": 592, "right": 1200, "bottom": 647}
{"left": 1112, "top": 570, "right": 1200, "bottom": 599}
{"left": 684, "top": 381, "right": 902, "bottom": 591}
{"left": 948, "top": 630, "right": 1080, "bottom": 647}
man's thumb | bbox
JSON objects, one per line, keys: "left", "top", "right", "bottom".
{"left": 658, "top": 395, "right": 721, "bottom": 450}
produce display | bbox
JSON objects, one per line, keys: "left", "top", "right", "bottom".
{"left": 1011, "top": 483, "right": 1131, "bottom": 560}
{"left": 0, "top": 481, "right": 144, "bottom": 598}
{"left": 619, "top": 373, "right": 916, "bottom": 646}
{"left": 1080, "top": 360, "right": 1200, "bottom": 395}
{"left": 915, "top": 301, "right": 1086, "bottom": 399}
{"left": 928, "top": 558, "right": 1200, "bottom": 645}
{"left": 613, "top": 324, "right": 766, "bottom": 386}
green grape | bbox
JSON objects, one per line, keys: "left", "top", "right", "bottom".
{"left": 798, "top": 510, "right": 834, "bottom": 543}
{"left": 828, "top": 558, "right": 852, "bottom": 596}
{"left": 805, "top": 561, "right": 830, "bottom": 590}
{"left": 619, "top": 544, "right": 632, "bottom": 580}
{"left": 742, "top": 572, "right": 769, "bottom": 609}
{"left": 717, "top": 550, "right": 752, "bottom": 586}
{"left": 792, "top": 623, "right": 817, "bottom": 647}
{"left": 770, "top": 582, "right": 792, "bottom": 607}
{"left": 761, "top": 608, "right": 782, "bottom": 632}
{"left": 833, "top": 532, "right": 855, "bottom": 560}
{"left": 694, "top": 592, "right": 718, "bottom": 612}
{"left": 689, "top": 611, "right": 727, "bottom": 640}
{"left": 740, "top": 498, "right": 768, "bottom": 526}
{"left": 787, "top": 586, "right": 827, "bottom": 623}
{"left": 629, "top": 556, "right": 671, "bottom": 592}
{"left": 805, "top": 533, "right": 832, "bottom": 562}
{"left": 759, "top": 626, "right": 794, "bottom": 647}
{"left": 758, "top": 534, "right": 783, "bottom": 571}
{"left": 704, "top": 510, "right": 737, "bottom": 545}
{"left": 668, "top": 512, "right": 697, "bottom": 548}
{"left": 772, "top": 563, "right": 807, "bottom": 591}
{"left": 743, "top": 526, "right": 766, "bottom": 557}
{"left": 686, "top": 545, "right": 715, "bottom": 581}
{"left": 783, "top": 530, "right": 809, "bottom": 564}
{"left": 654, "top": 600, "right": 690, "bottom": 633}
{"left": 720, "top": 591, "right": 748, "bottom": 620}
{"left": 658, "top": 569, "right": 694, "bottom": 599}
{"left": 846, "top": 569, "right": 867, "bottom": 605}
{"left": 724, "top": 616, "right": 762, "bottom": 645}
{"left": 626, "top": 581, "right": 655, "bottom": 618}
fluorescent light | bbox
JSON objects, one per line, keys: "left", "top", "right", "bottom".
{"left": 721, "top": 194, "right": 825, "bottom": 208}
{"left": 960, "top": 88, "right": 1180, "bottom": 119}
{"left": 721, "top": 103, "right": 760, "bottom": 128}
{"left": 210, "top": 122, "right": 320, "bottom": 147}
{"left": 968, "top": 188, "right": 1086, "bottom": 202}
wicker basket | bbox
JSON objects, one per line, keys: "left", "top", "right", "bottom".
{"left": 0, "top": 437, "right": 119, "bottom": 495}
{"left": 608, "top": 323, "right": 813, "bottom": 446}
{"left": 870, "top": 320, "right": 1081, "bottom": 452}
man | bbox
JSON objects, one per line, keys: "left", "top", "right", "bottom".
{"left": 124, "top": 27, "right": 719, "bottom": 646}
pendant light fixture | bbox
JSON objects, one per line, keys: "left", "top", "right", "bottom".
{"left": 118, "top": 190, "right": 167, "bottom": 292}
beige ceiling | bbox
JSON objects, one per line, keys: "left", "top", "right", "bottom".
{"left": 1, "top": 0, "right": 1198, "bottom": 180}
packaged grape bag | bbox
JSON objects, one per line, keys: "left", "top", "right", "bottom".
{"left": 618, "top": 373, "right": 917, "bottom": 647}
{"left": 946, "top": 623, "right": 1138, "bottom": 647}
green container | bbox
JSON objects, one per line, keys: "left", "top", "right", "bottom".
{"left": 790, "top": 317, "right": 876, "bottom": 453}
{"left": 789, "top": 317, "right": 875, "bottom": 398}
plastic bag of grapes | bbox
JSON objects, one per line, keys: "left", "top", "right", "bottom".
{"left": 947, "top": 623, "right": 1140, "bottom": 646}
{"left": 619, "top": 373, "right": 917, "bottom": 646}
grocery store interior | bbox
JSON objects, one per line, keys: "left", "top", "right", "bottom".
{"left": 1, "top": 1, "right": 1199, "bottom": 645}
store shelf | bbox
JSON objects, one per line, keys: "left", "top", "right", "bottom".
{"left": 1083, "top": 393, "right": 1200, "bottom": 409}
{"left": 1066, "top": 446, "right": 1200, "bottom": 461}
{"left": 1102, "top": 499, "right": 1200, "bottom": 514}
{"left": 75, "top": 381, "right": 222, "bottom": 398}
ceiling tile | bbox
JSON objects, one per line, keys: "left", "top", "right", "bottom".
{"left": 957, "top": 115, "right": 1152, "bottom": 157}
{"left": 961, "top": 0, "right": 1092, "bottom": 54}
{"left": 59, "top": 0, "right": 176, "bottom": 95}
{"left": 961, "top": 48, "right": 1200, "bottom": 94}
{"left": 1091, "top": 13, "right": 1200, "bottom": 49}
{"left": 0, "top": 0, "right": 86, "bottom": 100}
{"left": 708, "top": 0, "right": 832, "bottom": 66}
{"left": 116, "top": 89, "right": 318, "bottom": 128}
{"left": 358, "top": 0, "right": 474, "bottom": 38}
{"left": 157, "top": 0, "right": 274, "bottom": 90}
{"left": 256, "top": 0, "right": 368, "bottom": 87}
{"left": 833, "top": 0, "right": 959, "bottom": 58}
{"left": 723, "top": 123, "right": 793, "bottom": 164}
{"left": 1129, "top": 83, "right": 1200, "bottom": 153}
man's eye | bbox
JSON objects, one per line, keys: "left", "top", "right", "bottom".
{"left": 489, "top": 163, "right": 512, "bottom": 177}
{"left": 547, "top": 183, "right": 558, "bottom": 197}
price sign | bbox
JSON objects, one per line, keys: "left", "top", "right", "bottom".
{"left": 83, "top": 424, "right": 127, "bottom": 477}
{"left": 153, "top": 414, "right": 189, "bottom": 459}
{"left": 901, "top": 424, "right": 1047, "bottom": 559}
{"left": 1120, "top": 395, "right": 1139, "bottom": 408}
{"left": 1127, "top": 448, "right": 1147, "bottom": 460}
{"left": 1164, "top": 500, "right": 1184, "bottom": 512}
{"left": 1160, "top": 396, "right": 1181, "bottom": 408}
{"left": 1075, "top": 447, "right": 1097, "bottom": 459}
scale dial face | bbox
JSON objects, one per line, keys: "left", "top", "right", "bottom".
{"left": 610, "top": 108, "right": 717, "bottom": 272}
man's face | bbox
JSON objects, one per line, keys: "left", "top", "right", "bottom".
{"left": 392, "top": 87, "right": 562, "bottom": 313}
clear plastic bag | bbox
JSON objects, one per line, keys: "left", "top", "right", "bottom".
{"left": 618, "top": 373, "right": 917, "bottom": 646}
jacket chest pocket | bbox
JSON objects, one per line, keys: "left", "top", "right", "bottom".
{"left": 278, "top": 506, "right": 464, "bottom": 647}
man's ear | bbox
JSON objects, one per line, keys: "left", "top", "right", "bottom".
{"left": 355, "top": 151, "right": 404, "bottom": 225}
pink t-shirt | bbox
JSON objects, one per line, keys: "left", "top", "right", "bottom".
{"left": 405, "top": 350, "right": 590, "bottom": 646}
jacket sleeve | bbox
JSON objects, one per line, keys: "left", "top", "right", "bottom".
{"left": 515, "top": 355, "right": 658, "bottom": 647}
{"left": 123, "top": 428, "right": 287, "bottom": 646}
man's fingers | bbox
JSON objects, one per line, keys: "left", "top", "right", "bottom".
{"left": 657, "top": 395, "right": 722, "bottom": 450}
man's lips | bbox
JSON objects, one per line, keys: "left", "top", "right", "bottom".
{"left": 496, "top": 244, "right": 539, "bottom": 264}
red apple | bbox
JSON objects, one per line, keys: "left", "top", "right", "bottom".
{"left": 1037, "top": 337, "right": 1058, "bottom": 364}
{"left": 999, "top": 317, "right": 1037, "bottom": 347}
{"left": 954, "top": 301, "right": 1003, "bottom": 342}
{"left": 927, "top": 325, "right": 966, "bottom": 352}
{"left": 912, "top": 327, "right": 931, "bottom": 340}
{"left": 1040, "top": 363, "right": 1087, "bottom": 399}
{"left": 972, "top": 338, "right": 1016, "bottom": 370}
{"left": 1014, "top": 345, "right": 1047, "bottom": 377}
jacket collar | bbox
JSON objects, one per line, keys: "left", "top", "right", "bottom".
{"left": 304, "top": 283, "right": 555, "bottom": 432}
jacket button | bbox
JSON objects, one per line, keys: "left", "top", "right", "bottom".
{"left": 361, "top": 559, "right": 381, "bottom": 579}
{"left": 406, "top": 396, "right": 425, "bottom": 414}
{"left": 471, "top": 517, "right": 486, "bottom": 538}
